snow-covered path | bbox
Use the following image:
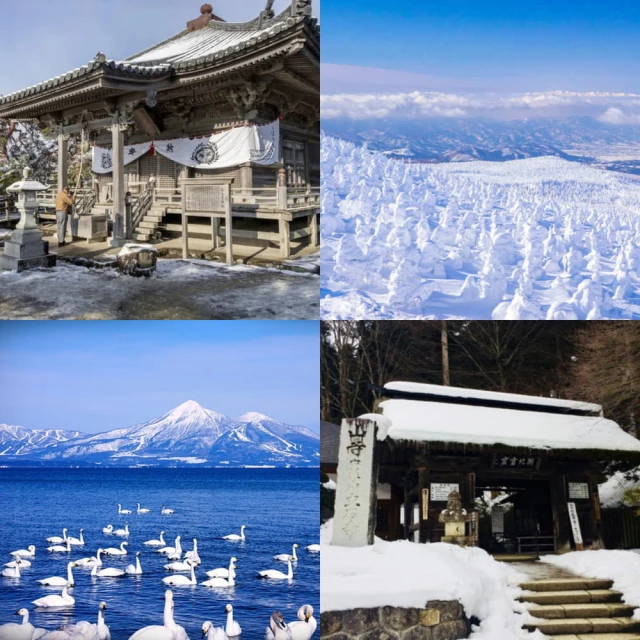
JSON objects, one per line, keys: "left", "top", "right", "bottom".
{"left": 0, "top": 260, "right": 319, "bottom": 319}
{"left": 321, "top": 135, "right": 640, "bottom": 320}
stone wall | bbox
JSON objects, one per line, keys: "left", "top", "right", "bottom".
{"left": 321, "top": 600, "right": 471, "bottom": 640}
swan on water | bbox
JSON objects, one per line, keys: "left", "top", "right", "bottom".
{"left": 56, "top": 601, "right": 110, "bottom": 640}
{"left": 305, "top": 545, "right": 320, "bottom": 553}
{"left": 102, "top": 525, "right": 114, "bottom": 535}
{"left": 288, "top": 606, "right": 316, "bottom": 640}
{"left": 114, "top": 523, "right": 130, "bottom": 537}
{"left": 0, "top": 608, "right": 46, "bottom": 640}
{"left": 201, "top": 620, "right": 228, "bottom": 640}
{"left": 258, "top": 559, "right": 293, "bottom": 581}
{"left": 118, "top": 504, "right": 132, "bottom": 515}
{"left": 75, "top": 548, "right": 103, "bottom": 567}
{"left": 125, "top": 552, "right": 143, "bottom": 575}
{"left": 47, "top": 539, "right": 72, "bottom": 554}
{"left": 10, "top": 545, "right": 36, "bottom": 558}
{"left": 32, "top": 585, "right": 75, "bottom": 608}
{"left": 38, "top": 562, "right": 76, "bottom": 587}
{"left": 66, "top": 530, "right": 85, "bottom": 546}
{"left": 223, "top": 525, "right": 246, "bottom": 541}
{"left": 264, "top": 611, "right": 293, "bottom": 640}
{"left": 205, "top": 557, "right": 237, "bottom": 579}
{"left": 90, "top": 559, "right": 125, "bottom": 578}
{"left": 137, "top": 503, "right": 151, "bottom": 514}
{"left": 274, "top": 544, "right": 298, "bottom": 562}
{"left": 128, "top": 590, "right": 189, "bottom": 640}
{"left": 162, "top": 560, "right": 196, "bottom": 586}
{"left": 184, "top": 539, "right": 200, "bottom": 565}
{"left": 47, "top": 528, "right": 68, "bottom": 544}
{"left": 158, "top": 536, "right": 181, "bottom": 557}
{"left": 4, "top": 558, "right": 31, "bottom": 568}
{"left": 161, "top": 505, "right": 175, "bottom": 515}
{"left": 144, "top": 531, "right": 165, "bottom": 547}
{"left": 224, "top": 605, "right": 241, "bottom": 637}
{"left": 2, "top": 559, "right": 22, "bottom": 578}
{"left": 102, "top": 541, "right": 128, "bottom": 556}
{"left": 201, "top": 567, "right": 236, "bottom": 588}
{"left": 164, "top": 559, "right": 196, "bottom": 572}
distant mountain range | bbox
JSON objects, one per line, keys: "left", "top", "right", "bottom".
{"left": 0, "top": 401, "right": 319, "bottom": 468}
{"left": 322, "top": 116, "right": 640, "bottom": 173}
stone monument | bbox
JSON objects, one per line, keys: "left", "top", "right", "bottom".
{"left": 439, "top": 491, "right": 471, "bottom": 546}
{"left": 331, "top": 418, "right": 379, "bottom": 547}
{"left": 0, "top": 167, "right": 56, "bottom": 271}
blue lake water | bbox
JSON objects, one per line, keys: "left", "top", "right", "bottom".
{"left": 0, "top": 468, "right": 319, "bottom": 639}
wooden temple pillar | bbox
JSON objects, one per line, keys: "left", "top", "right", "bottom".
{"left": 277, "top": 167, "right": 290, "bottom": 258}
{"left": 310, "top": 212, "right": 319, "bottom": 247}
{"left": 57, "top": 133, "right": 68, "bottom": 192}
{"left": 588, "top": 475, "right": 605, "bottom": 549}
{"left": 109, "top": 122, "right": 127, "bottom": 247}
{"left": 550, "top": 474, "right": 572, "bottom": 553}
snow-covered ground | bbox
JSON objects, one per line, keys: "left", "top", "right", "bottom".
{"left": 541, "top": 551, "right": 640, "bottom": 619}
{"left": 321, "top": 135, "right": 640, "bottom": 319}
{"left": 321, "top": 520, "right": 542, "bottom": 640}
{"left": 0, "top": 259, "right": 319, "bottom": 319}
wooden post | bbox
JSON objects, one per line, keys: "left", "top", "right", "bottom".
{"left": 182, "top": 213, "right": 188, "bottom": 259}
{"left": 550, "top": 474, "right": 572, "bottom": 553}
{"left": 224, "top": 185, "right": 232, "bottom": 267}
{"left": 211, "top": 217, "right": 219, "bottom": 250}
{"left": 109, "top": 123, "right": 126, "bottom": 247}
{"left": 441, "top": 321, "right": 450, "bottom": 386}
{"left": 589, "top": 476, "right": 605, "bottom": 549}
{"left": 279, "top": 218, "right": 291, "bottom": 258}
{"left": 57, "top": 134, "right": 68, "bottom": 193}
{"left": 310, "top": 212, "right": 319, "bottom": 247}
{"left": 277, "top": 167, "right": 287, "bottom": 209}
{"left": 403, "top": 474, "right": 412, "bottom": 541}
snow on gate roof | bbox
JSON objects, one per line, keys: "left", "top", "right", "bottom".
{"left": 377, "top": 381, "right": 640, "bottom": 454}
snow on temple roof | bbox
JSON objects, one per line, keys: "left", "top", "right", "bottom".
{"left": 378, "top": 382, "right": 640, "bottom": 454}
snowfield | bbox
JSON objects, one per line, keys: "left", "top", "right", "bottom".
{"left": 0, "top": 259, "right": 319, "bottom": 320}
{"left": 321, "top": 135, "right": 640, "bottom": 319}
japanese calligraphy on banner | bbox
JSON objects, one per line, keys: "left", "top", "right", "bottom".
{"left": 493, "top": 455, "right": 539, "bottom": 469}
{"left": 430, "top": 483, "right": 459, "bottom": 501}
{"left": 332, "top": 419, "right": 378, "bottom": 548}
{"left": 567, "top": 502, "right": 584, "bottom": 549}
{"left": 92, "top": 120, "right": 280, "bottom": 174}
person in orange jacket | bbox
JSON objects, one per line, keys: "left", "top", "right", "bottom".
{"left": 54, "top": 186, "right": 75, "bottom": 246}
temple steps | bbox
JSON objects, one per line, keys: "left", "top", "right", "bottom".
{"left": 521, "top": 578, "right": 639, "bottom": 639}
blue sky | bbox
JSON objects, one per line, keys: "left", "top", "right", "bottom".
{"left": 0, "top": 321, "right": 319, "bottom": 434}
{"left": 322, "top": 0, "right": 640, "bottom": 94}
{"left": 0, "top": 0, "right": 319, "bottom": 96}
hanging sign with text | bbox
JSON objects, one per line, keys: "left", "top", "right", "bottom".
{"left": 567, "top": 502, "right": 584, "bottom": 550}
{"left": 430, "top": 483, "right": 460, "bottom": 501}
{"left": 568, "top": 482, "right": 589, "bottom": 500}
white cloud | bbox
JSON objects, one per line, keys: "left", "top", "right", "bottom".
{"left": 598, "top": 107, "right": 640, "bottom": 125}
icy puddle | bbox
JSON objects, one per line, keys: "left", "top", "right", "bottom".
{"left": 0, "top": 260, "right": 319, "bottom": 319}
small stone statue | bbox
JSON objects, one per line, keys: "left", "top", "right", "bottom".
{"left": 439, "top": 491, "right": 472, "bottom": 546}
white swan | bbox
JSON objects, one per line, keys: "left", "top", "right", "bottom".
{"left": 128, "top": 590, "right": 189, "bottom": 640}
{"left": 102, "top": 525, "right": 114, "bottom": 535}
{"left": 205, "top": 557, "right": 237, "bottom": 579}
{"left": 125, "top": 552, "right": 143, "bottom": 575}
{"left": 161, "top": 505, "right": 174, "bottom": 515}
{"left": 48, "top": 539, "right": 72, "bottom": 554}
{"left": 274, "top": 544, "right": 298, "bottom": 562}
{"left": 32, "top": 585, "right": 75, "bottom": 608}
{"left": 91, "top": 558, "right": 125, "bottom": 578}
{"left": 2, "top": 559, "right": 21, "bottom": 578}
{"left": 57, "top": 601, "right": 110, "bottom": 640}
{"left": 102, "top": 541, "right": 128, "bottom": 556}
{"left": 265, "top": 611, "right": 293, "bottom": 640}
{"left": 118, "top": 504, "right": 132, "bottom": 515}
{"left": 224, "top": 605, "right": 241, "bottom": 637}
{"left": 305, "top": 545, "right": 320, "bottom": 553}
{"left": 288, "top": 606, "right": 316, "bottom": 640}
{"left": 66, "top": 529, "right": 85, "bottom": 546}
{"left": 137, "top": 503, "right": 151, "bottom": 514}
{"left": 164, "top": 559, "right": 195, "bottom": 572}
{"left": 47, "top": 528, "right": 68, "bottom": 544}
{"left": 258, "top": 559, "right": 293, "bottom": 581}
{"left": 38, "top": 561, "right": 76, "bottom": 587}
{"left": 114, "top": 523, "right": 130, "bottom": 537}
{"left": 144, "top": 531, "right": 166, "bottom": 547}
{"left": 184, "top": 539, "right": 200, "bottom": 565}
{"left": 162, "top": 560, "right": 196, "bottom": 586}
{"left": 10, "top": 545, "right": 36, "bottom": 558}
{"left": 223, "top": 525, "right": 246, "bottom": 541}
{"left": 201, "top": 568, "right": 236, "bottom": 588}
{"left": 158, "top": 536, "right": 181, "bottom": 557}
{"left": 0, "top": 608, "right": 44, "bottom": 640}
{"left": 75, "top": 548, "right": 103, "bottom": 567}
{"left": 4, "top": 558, "right": 31, "bottom": 568}
{"left": 201, "top": 621, "right": 228, "bottom": 640}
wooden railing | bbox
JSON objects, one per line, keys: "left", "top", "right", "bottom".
{"left": 75, "top": 189, "right": 96, "bottom": 216}
{"left": 132, "top": 185, "right": 154, "bottom": 229}
{"left": 153, "top": 187, "right": 182, "bottom": 206}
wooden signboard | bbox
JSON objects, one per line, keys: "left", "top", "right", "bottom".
{"left": 421, "top": 488, "right": 429, "bottom": 520}
{"left": 568, "top": 482, "right": 589, "bottom": 500}
{"left": 491, "top": 505, "right": 505, "bottom": 534}
{"left": 567, "top": 502, "right": 584, "bottom": 550}
{"left": 430, "top": 483, "right": 459, "bottom": 501}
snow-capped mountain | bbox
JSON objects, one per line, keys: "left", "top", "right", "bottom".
{"left": 0, "top": 401, "right": 319, "bottom": 467}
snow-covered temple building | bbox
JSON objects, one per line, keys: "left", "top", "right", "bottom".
{"left": 0, "top": 1, "right": 319, "bottom": 258}
{"left": 331, "top": 382, "right": 640, "bottom": 555}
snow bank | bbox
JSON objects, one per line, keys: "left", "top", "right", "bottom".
{"left": 541, "top": 551, "right": 640, "bottom": 619}
{"left": 599, "top": 468, "right": 640, "bottom": 507}
{"left": 117, "top": 243, "right": 158, "bottom": 257}
{"left": 322, "top": 520, "right": 541, "bottom": 640}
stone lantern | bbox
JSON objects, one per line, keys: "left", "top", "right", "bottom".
{"left": 438, "top": 491, "right": 471, "bottom": 546}
{"left": 0, "top": 167, "right": 56, "bottom": 271}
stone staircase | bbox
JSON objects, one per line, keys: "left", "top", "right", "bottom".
{"left": 521, "top": 578, "right": 640, "bottom": 639}
{"left": 132, "top": 205, "right": 166, "bottom": 242}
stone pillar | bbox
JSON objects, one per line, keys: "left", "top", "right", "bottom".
{"left": 110, "top": 123, "right": 126, "bottom": 248}
{"left": 310, "top": 212, "right": 319, "bottom": 247}
{"left": 57, "top": 134, "right": 68, "bottom": 192}
{"left": 279, "top": 218, "right": 291, "bottom": 258}
{"left": 332, "top": 418, "right": 379, "bottom": 547}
